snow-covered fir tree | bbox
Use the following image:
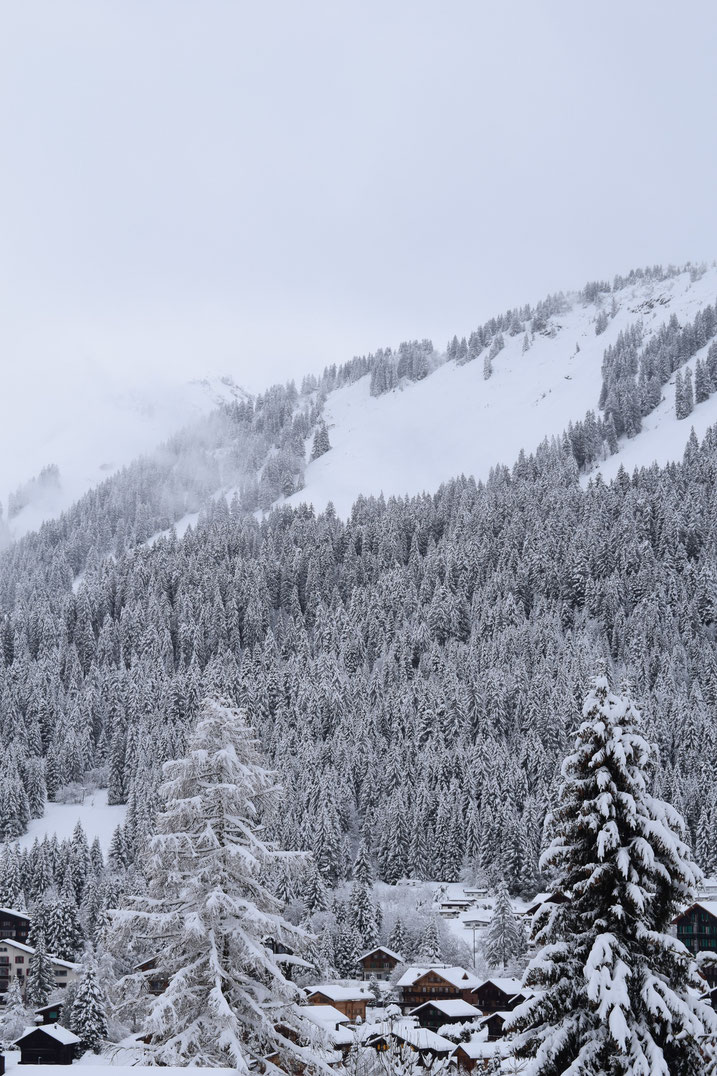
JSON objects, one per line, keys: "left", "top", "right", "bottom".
{"left": 110, "top": 697, "right": 324, "bottom": 1073}
{"left": 25, "top": 928, "right": 56, "bottom": 1008}
{"left": 484, "top": 883, "right": 524, "bottom": 971}
{"left": 0, "top": 978, "right": 34, "bottom": 1047}
{"left": 311, "top": 422, "right": 331, "bottom": 460}
{"left": 70, "top": 965, "right": 108, "bottom": 1053}
{"left": 507, "top": 673, "right": 717, "bottom": 1075}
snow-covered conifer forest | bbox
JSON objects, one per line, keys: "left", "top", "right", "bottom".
{"left": 3, "top": 263, "right": 717, "bottom": 1072}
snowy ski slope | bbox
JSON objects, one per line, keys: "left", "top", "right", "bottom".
{"left": 289, "top": 267, "right": 717, "bottom": 517}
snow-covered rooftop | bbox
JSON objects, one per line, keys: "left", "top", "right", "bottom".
{"left": 479, "top": 977, "right": 524, "bottom": 996}
{"left": 301, "top": 1005, "right": 350, "bottom": 1028}
{"left": 358, "top": 945, "right": 403, "bottom": 962}
{"left": 0, "top": 908, "right": 30, "bottom": 921}
{"left": 369, "top": 1020, "right": 455, "bottom": 1053}
{"left": 306, "top": 983, "right": 370, "bottom": 1002}
{"left": 410, "top": 999, "right": 481, "bottom": 1018}
{"left": 15, "top": 1023, "right": 80, "bottom": 1046}
{"left": 397, "top": 966, "right": 480, "bottom": 989}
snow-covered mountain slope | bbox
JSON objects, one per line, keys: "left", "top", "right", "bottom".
{"left": 0, "top": 365, "right": 248, "bottom": 539}
{"left": 289, "top": 267, "right": 717, "bottom": 517}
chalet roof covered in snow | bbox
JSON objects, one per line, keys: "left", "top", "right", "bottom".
{"left": 368, "top": 1020, "right": 455, "bottom": 1053}
{"left": 453, "top": 1036, "right": 511, "bottom": 1060}
{"left": 358, "top": 945, "right": 403, "bottom": 962}
{"left": 305, "top": 983, "right": 370, "bottom": 1001}
{"left": 301, "top": 1005, "right": 350, "bottom": 1027}
{"left": 15, "top": 1023, "right": 81, "bottom": 1046}
{"left": 0, "top": 907, "right": 31, "bottom": 920}
{"left": 410, "top": 998, "right": 481, "bottom": 1018}
{"left": 479, "top": 977, "right": 525, "bottom": 996}
{"left": 672, "top": 900, "right": 717, "bottom": 922}
{"left": 397, "top": 965, "right": 480, "bottom": 989}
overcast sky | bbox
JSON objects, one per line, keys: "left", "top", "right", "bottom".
{"left": 2, "top": 0, "right": 717, "bottom": 395}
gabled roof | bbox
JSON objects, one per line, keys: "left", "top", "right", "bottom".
{"left": 306, "top": 983, "right": 370, "bottom": 1002}
{"left": 672, "top": 900, "right": 717, "bottom": 924}
{"left": 358, "top": 945, "right": 403, "bottom": 963}
{"left": 523, "top": 891, "right": 568, "bottom": 915}
{"left": 453, "top": 1037, "right": 510, "bottom": 1060}
{"left": 475, "top": 977, "right": 524, "bottom": 996}
{"left": 480, "top": 1009, "right": 511, "bottom": 1023}
{"left": 410, "top": 999, "right": 481, "bottom": 1018}
{"left": 0, "top": 936, "right": 80, "bottom": 970}
{"left": 15, "top": 1023, "right": 81, "bottom": 1046}
{"left": 0, "top": 907, "right": 31, "bottom": 921}
{"left": 34, "top": 1002, "right": 64, "bottom": 1016}
{"left": 367, "top": 1021, "right": 454, "bottom": 1053}
{"left": 397, "top": 965, "right": 480, "bottom": 989}
{"left": 301, "top": 1005, "right": 351, "bottom": 1027}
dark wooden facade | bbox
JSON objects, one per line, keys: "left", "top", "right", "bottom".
{"left": 305, "top": 990, "right": 367, "bottom": 1022}
{"left": 399, "top": 970, "right": 476, "bottom": 1012}
{"left": 481, "top": 1012, "right": 507, "bottom": 1041}
{"left": 410, "top": 1001, "right": 480, "bottom": 1032}
{"left": 357, "top": 946, "right": 402, "bottom": 981}
{"left": 0, "top": 910, "right": 30, "bottom": 945}
{"left": 471, "top": 980, "right": 524, "bottom": 1014}
{"left": 35, "top": 1003, "right": 64, "bottom": 1026}
{"left": 672, "top": 903, "right": 717, "bottom": 961}
{"left": 135, "top": 956, "right": 169, "bottom": 996}
{"left": 15, "top": 1027, "right": 79, "bottom": 1065}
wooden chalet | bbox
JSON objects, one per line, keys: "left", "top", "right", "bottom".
{"left": 522, "top": 891, "right": 568, "bottom": 918}
{"left": 471, "top": 978, "right": 526, "bottom": 1014}
{"left": 409, "top": 998, "right": 481, "bottom": 1032}
{"left": 357, "top": 945, "right": 403, "bottom": 981}
{"left": 397, "top": 966, "right": 479, "bottom": 1012}
{"left": 35, "top": 1002, "right": 64, "bottom": 1026}
{"left": 0, "top": 909, "right": 31, "bottom": 944}
{"left": 14, "top": 1024, "right": 80, "bottom": 1065}
{"left": 300, "top": 1005, "right": 354, "bottom": 1056}
{"left": 672, "top": 902, "right": 717, "bottom": 961}
{"left": 453, "top": 1039, "right": 509, "bottom": 1072}
{"left": 305, "top": 984, "right": 369, "bottom": 1022}
{"left": 366, "top": 1023, "right": 454, "bottom": 1066}
{"left": 480, "top": 1011, "right": 510, "bottom": 1041}
{"left": 134, "top": 956, "right": 169, "bottom": 996}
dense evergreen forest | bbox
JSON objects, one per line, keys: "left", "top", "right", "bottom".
{"left": 3, "top": 261, "right": 717, "bottom": 957}
{"left": 2, "top": 418, "right": 717, "bottom": 904}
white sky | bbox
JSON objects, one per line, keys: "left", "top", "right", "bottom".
{"left": 2, "top": 0, "right": 717, "bottom": 397}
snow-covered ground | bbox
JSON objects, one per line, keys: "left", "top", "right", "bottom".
{"left": 15, "top": 789, "right": 126, "bottom": 853}
{"left": 288, "top": 268, "right": 717, "bottom": 517}
{"left": 3, "top": 1050, "right": 226, "bottom": 1074}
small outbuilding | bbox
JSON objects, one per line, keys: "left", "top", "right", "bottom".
{"left": 14, "top": 1024, "right": 80, "bottom": 1065}
{"left": 34, "top": 1002, "right": 65, "bottom": 1026}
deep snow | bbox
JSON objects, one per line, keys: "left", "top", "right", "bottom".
{"left": 288, "top": 268, "right": 717, "bottom": 517}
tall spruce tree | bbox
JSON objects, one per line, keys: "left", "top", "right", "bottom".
{"left": 110, "top": 697, "right": 322, "bottom": 1073}
{"left": 25, "top": 929, "right": 55, "bottom": 1008}
{"left": 484, "top": 883, "right": 524, "bottom": 971}
{"left": 70, "top": 966, "right": 108, "bottom": 1053}
{"left": 507, "top": 673, "right": 717, "bottom": 1075}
